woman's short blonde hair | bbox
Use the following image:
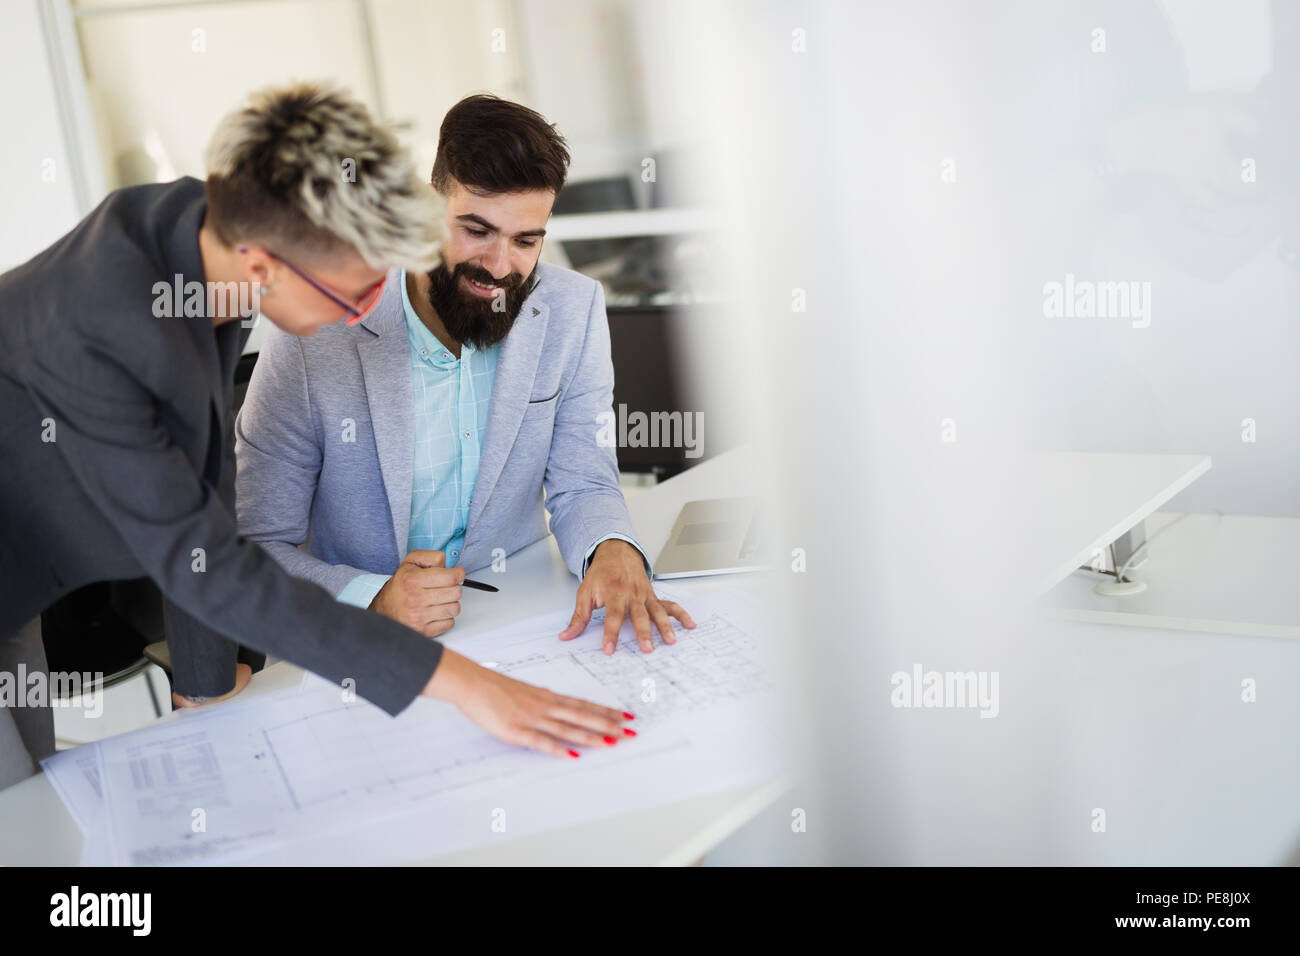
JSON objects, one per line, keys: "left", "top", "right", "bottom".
{"left": 204, "top": 83, "right": 441, "bottom": 271}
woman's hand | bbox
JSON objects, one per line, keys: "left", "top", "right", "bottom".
{"left": 422, "top": 649, "right": 634, "bottom": 758}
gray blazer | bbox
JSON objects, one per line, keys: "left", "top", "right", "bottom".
{"left": 0, "top": 177, "right": 443, "bottom": 719}
{"left": 235, "top": 262, "right": 644, "bottom": 594}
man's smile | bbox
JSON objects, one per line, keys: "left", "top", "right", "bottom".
{"left": 462, "top": 275, "right": 503, "bottom": 298}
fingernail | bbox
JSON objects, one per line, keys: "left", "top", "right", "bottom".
{"left": 623, "top": 728, "right": 637, "bottom": 737}
{"left": 602, "top": 736, "right": 617, "bottom": 745}
{"left": 567, "top": 749, "right": 580, "bottom": 758}
{"left": 622, "top": 712, "right": 636, "bottom": 720}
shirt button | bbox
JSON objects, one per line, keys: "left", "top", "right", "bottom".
{"left": 464, "top": 431, "right": 470, "bottom": 438}
{"left": 452, "top": 550, "right": 459, "bottom": 556}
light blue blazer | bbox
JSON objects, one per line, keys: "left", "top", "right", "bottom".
{"left": 234, "top": 262, "right": 643, "bottom": 593}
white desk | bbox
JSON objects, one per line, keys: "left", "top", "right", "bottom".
{"left": 0, "top": 446, "right": 787, "bottom": 866}
{"left": 1030, "top": 452, "right": 1300, "bottom": 641}
{"left": 1044, "top": 510, "right": 1300, "bottom": 641}
{"left": 1031, "top": 452, "right": 1212, "bottom": 592}
{"left": 1013, "top": 453, "right": 1300, "bottom": 864}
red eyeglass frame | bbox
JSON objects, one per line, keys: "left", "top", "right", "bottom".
{"left": 239, "top": 245, "right": 387, "bottom": 324}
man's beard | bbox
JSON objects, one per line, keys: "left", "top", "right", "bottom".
{"left": 424, "top": 259, "right": 537, "bottom": 350}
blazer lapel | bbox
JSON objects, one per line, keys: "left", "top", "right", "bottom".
{"left": 461, "top": 295, "right": 551, "bottom": 564}
{"left": 165, "top": 192, "right": 228, "bottom": 480}
{"left": 357, "top": 273, "right": 414, "bottom": 561}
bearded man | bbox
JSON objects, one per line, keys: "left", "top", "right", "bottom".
{"left": 235, "top": 93, "right": 695, "bottom": 656}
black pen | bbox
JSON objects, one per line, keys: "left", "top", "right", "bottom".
{"left": 462, "top": 579, "right": 499, "bottom": 593}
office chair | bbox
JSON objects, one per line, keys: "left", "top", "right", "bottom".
{"left": 42, "top": 350, "right": 264, "bottom": 708}
{"left": 40, "top": 582, "right": 164, "bottom": 719}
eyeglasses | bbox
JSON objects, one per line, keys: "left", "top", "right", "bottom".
{"left": 241, "top": 246, "right": 387, "bottom": 325}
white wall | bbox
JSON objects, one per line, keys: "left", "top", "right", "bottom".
{"left": 1024, "top": 0, "right": 1300, "bottom": 518}
{"left": 0, "top": 1, "right": 88, "bottom": 270}
{"left": 675, "top": 0, "right": 1300, "bottom": 866}
{"left": 66, "top": 0, "right": 657, "bottom": 194}
{"left": 516, "top": 0, "right": 645, "bottom": 184}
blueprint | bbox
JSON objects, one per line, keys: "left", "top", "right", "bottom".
{"left": 48, "top": 586, "right": 784, "bottom": 865}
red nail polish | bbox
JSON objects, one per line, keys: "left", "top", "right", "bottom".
{"left": 602, "top": 736, "right": 617, "bottom": 745}
{"left": 623, "top": 728, "right": 637, "bottom": 737}
{"left": 567, "top": 749, "right": 580, "bottom": 758}
{"left": 623, "top": 712, "right": 636, "bottom": 720}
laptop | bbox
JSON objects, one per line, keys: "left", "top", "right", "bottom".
{"left": 651, "top": 496, "right": 767, "bottom": 579}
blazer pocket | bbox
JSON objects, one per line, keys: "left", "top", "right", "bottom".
{"left": 527, "top": 387, "right": 561, "bottom": 405}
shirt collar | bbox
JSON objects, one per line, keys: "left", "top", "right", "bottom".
{"left": 400, "top": 268, "right": 477, "bottom": 366}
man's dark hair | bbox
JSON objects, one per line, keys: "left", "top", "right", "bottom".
{"left": 431, "top": 93, "right": 571, "bottom": 196}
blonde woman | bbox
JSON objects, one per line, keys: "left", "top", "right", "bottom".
{"left": 0, "top": 84, "right": 630, "bottom": 791}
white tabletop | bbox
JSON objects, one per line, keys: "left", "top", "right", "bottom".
{"left": 0, "top": 445, "right": 787, "bottom": 866}
{"left": 1030, "top": 452, "right": 1212, "bottom": 592}
{"left": 1043, "top": 510, "right": 1300, "bottom": 640}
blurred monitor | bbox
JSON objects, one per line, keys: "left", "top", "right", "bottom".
{"left": 553, "top": 176, "right": 636, "bottom": 215}
{"left": 553, "top": 176, "right": 638, "bottom": 271}
{"left": 607, "top": 305, "right": 700, "bottom": 479}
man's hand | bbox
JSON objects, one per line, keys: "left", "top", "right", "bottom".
{"left": 558, "top": 539, "right": 695, "bottom": 654}
{"left": 371, "top": 550, "right": 466, "bottom": 637}
{"left": 172, "top": 662, "right": 252, "bottom": 710}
